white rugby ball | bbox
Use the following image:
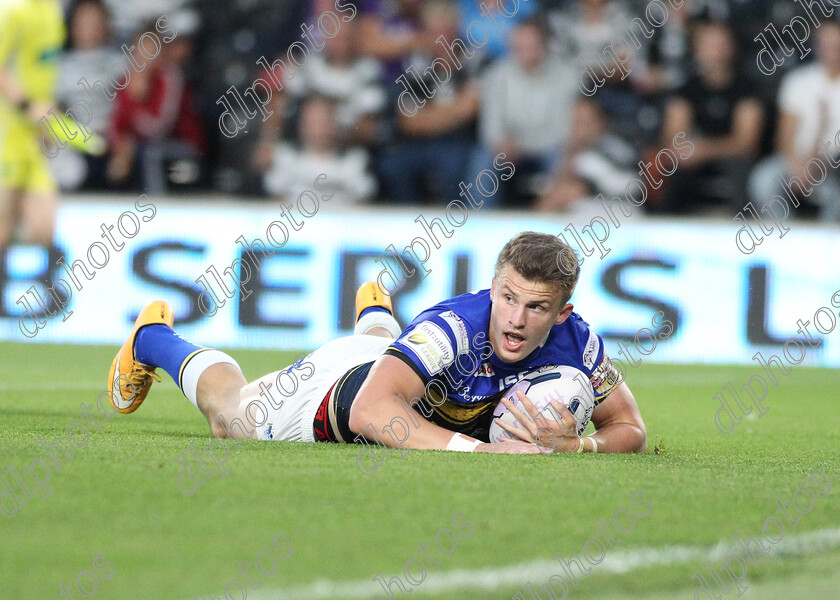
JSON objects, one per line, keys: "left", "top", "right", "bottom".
{"left": 489, "top": 365, "right": 596, "bottom": 443}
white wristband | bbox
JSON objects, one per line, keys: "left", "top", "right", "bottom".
{"left": 589, "top": 437, "right": 599, "bottom": 454}
{"left": 446, "top": 433, "right": 483, "bottom": 452}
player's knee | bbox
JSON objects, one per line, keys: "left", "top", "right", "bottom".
{"left": 201, "top": 381, "right": 247, "bottom": 432}
{"left": 210, "top": 419, "right": 230, "bottom": 439}
{"left": 214, "top": 411, "right": 254, "bottom": 442}
{"left": 196, "top": 364, "right": 245, "bottom": 401}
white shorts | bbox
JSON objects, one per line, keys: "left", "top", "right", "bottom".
{"left": 238, "top": 335, "right": 394, "bottom": 442}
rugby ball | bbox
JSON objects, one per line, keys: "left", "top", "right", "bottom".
{"left": 488, "top": 365, "right": 596, "bottom": 443}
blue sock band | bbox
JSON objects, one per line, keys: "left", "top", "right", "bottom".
{"left": 134, "top": 324, "right": 205, "bottom": 387}
{"left": 359, "top": 306, "right": 390, "bottom": 319}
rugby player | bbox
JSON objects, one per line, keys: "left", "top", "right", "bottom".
{"left": 107, "top": 232, "right": 646, "bottom": 454}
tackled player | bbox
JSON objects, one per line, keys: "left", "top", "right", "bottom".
{"left": 106, "top": 231, "right": 646, "bottom": 455}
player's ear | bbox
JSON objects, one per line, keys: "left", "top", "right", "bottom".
{"left": 490, "top": 277, "right": 497, "bottom": 299}
{"left": 554, "top": 303, "right": 574, "bottom": 325}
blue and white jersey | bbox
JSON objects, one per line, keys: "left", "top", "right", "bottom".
{"left": 384, "top": 289, "right": 623, "bottom": 438}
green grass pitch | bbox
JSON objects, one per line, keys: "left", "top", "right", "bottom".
{"left": 1, "top": 341, "right": 838, "bottom": 599}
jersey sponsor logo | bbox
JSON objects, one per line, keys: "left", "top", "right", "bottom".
{"left": 498, "top": 370, "right": 533, "bottom": 391}
{"left": 475, "top": 361, "right": 495, "bottom": 377}
{"left": 439, "top": 310, "right": 469, "bottom": 355}
{"left": 460, "top": 392, "right": 492, "bottom": 402}
{"left": 402, "top": 321, "right": 455, "bottom": 375}
{"left": 582, "top": 330, "right": 599, "bottom": 370}
{"left": 496, "top": 364, "right": 559, "bottom": 391}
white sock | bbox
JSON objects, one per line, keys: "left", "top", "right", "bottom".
{"left": 354, "top": 310, "right": 401, "bottom": 338}
{"left": 180, "top": 349, "right": 241, "bottom": 408}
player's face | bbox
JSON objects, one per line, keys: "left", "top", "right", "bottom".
{"left": 489, "top": 267, "right": 573, "bottom": 363}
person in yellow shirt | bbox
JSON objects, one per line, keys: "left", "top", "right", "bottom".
{"left": 0, "top": 0, "right": 65, "bottom": 247}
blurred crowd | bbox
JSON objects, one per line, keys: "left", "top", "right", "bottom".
{"left": 45, "top": 0, "right": 840, "bottom": 220}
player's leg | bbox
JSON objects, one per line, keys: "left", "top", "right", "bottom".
{"left": 226, "top": 284, "right": 401, "bottom": 443}
{"left": 236, "top": 333, "right": 395, "bottom": 442}
{"left": 19, "top": 190, "right": 58, "bottom": 246}
{"left": 0, "top": 131, "right": 27, "bottom": 246}
{"left": 353, "top": 281, "right": 401, "bottom": 339}
{"left": 0, "top": 187, "right": 19, "bottom": 246}
{"left": 191, "top": 362, "right": 251, "bottom": 439}
{"left": 19, "top": 135, "right": 59, "bottom": 246}
{"left": 194, "top": 281, "right": 403, "bottom": 437}
{"left": 107, "top": 301, "right": 251, "bottom": 439}
{"left": 108, "top": 286, "right": 401, "bottom": 443}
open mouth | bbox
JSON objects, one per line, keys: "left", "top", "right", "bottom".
{"left": 503, "top": 331, "right": 525, "bottom": 353}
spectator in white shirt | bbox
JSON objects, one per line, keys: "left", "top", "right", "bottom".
{"left": 478, "top": 18, "right": 578, "bottom": 206}
{"left": 749, "top": 20, "right": 840, "bottom": 222}
{"left": 264, "top": 96, "right": 376, "bottom": 206}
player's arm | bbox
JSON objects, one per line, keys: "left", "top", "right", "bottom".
{"left": 348, "top": 355, "right": 453, "bottom": 450}
{"left": 586, "top": 381, "right": 646, "bottom": 453}
{"left": 348, "top": 355, "right": 539, "bottom": 454}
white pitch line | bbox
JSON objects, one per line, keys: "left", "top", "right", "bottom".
{"left": 223, "top": 527, "right": 840, "bottom": 600}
